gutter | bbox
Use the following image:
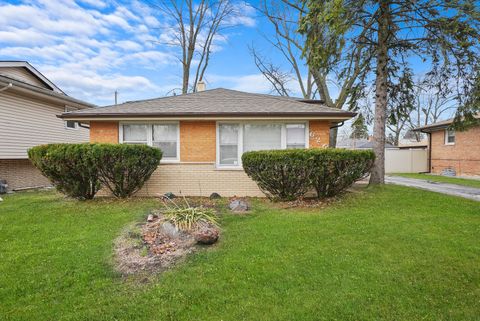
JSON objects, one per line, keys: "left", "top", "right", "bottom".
{"left": 329, "top": 121, "right": 345, "bottom": 129}
{"left": 58, "top": 111, "right": 357, "bottom": 120}
{"left": 0, "top": 75, "right": 95, "bottom": 109}
{"left": 0, "top": 83, "right": 12, "bottom": 92}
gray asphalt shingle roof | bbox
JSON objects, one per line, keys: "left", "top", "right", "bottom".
{"left": 60, "top": 88, "right": 356, "bottom": 119}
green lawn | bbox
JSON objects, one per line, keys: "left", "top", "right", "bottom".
{"left": 0, "top": 186, "right": 479, "bottom": 321}
{"left": 392, "top": 173, "right": 480, "bottom": 188}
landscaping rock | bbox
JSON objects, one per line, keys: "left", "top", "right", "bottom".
{"left": 161, "top": 221, "right": 180, "bottom": 238}
{"left": 209, "top": 192, "right": 221, "bottom": 199}
{"left": 0, "top": 197, "right": 3, "bottom": 202}
{"left": 147, "top": 214, "right": 154, "bottom": 222}
{"left": 194, "top": 226, "right": 219, "bottom": 245}
{"left": 163, "top": 192, "right": 176, "bottom": 199}
{"left": 229, "top": 199, "right": 249, "bottom": 212}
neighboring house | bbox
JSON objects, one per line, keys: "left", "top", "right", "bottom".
{"left": 337, "top": 137, "right": 396, "bottom": 149}
{"left": 415, "top": 115, "right": 480, "bottom": 176}
{"left": 0, "top": 61, "right": 94, "bottom": 191}
{"left": 60, "top": 87, "right": 356, "bottom": 197}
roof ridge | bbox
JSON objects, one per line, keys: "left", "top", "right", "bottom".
{"left": 110, "top": 87, "right": 344, "bottom": 113}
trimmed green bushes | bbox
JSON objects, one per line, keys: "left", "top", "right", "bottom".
{"left": 28, "top": 144, "right": 100, "bottom": 200}
{"left": 241, "top": 149, "right": 315, "bottom": 201}
{"left": 91, "top": 144, "right": 162, "bottom": 198}
{"left": 28, "top": 143, "right": 162, "bottom": 199}
{"left": 242, "top": 148, "right": 375, "bottom": 201}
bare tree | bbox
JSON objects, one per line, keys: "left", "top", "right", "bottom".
{"left": 408, "top": 81, "right": 456, "bottom": 140}
{"left": 148, "top": 0, "right": 237, "bottom": 94}
{"left": 255, "top": 0, "right": 373, "bottom": 146}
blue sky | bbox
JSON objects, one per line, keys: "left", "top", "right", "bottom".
{"left": 0, "top": 0, "right": 299, "bottom": 105}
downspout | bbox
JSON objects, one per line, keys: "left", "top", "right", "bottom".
{"left": 329, "top": 121, "right": 344, "bottom": 130}
{"left": 0, "top": 83, "right": 13, "bottom": 92}
{"left": 427, "top": 131, "right": 432, "bottom": 173}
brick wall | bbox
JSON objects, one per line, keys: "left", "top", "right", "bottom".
{"left": 0, "top": 159, "right": 51, "bottom": 191}
{"left": 136, "top": 163, "right": 264, "bottom": 197}
{"left": 180, "top": 121, "right": 216, "bottom": 162}
{"left": 309, "top": 120, "right": 331, "bottom": 148}
{"left": 90, "top": 121, "right": 119, "bottom": 143}
{"left": 430, "top": 126, "right": 480, "bottom": 176}
{"left": 88, "top": 119, "right": 332, "bottom": 197}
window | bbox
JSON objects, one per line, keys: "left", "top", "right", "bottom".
{"left": 120, "top": 123, "right": 179, "bottom": 161}
{"left": 219, "top": 124, "right": 239, "bottom": 165}
{"left": 243, "top": 124, "right": 282, "bottom": 152}
{"left": 286, "top": 124, "right": 306, "bottom": 149}
{"left": 153, "top": 124, "right": 178, "bottom": 159}
{"left": 445, "top": 129, "right": 455, "bottom": 145}
{"left": 65, "top": 120, "right": 77, "bottom": 129}
{"left": 123, "top": 124, "right": 148, "bottom": 144}
{"left": 64, "top": 106, "right": 78, "bottom": 130}
{"left": 217, "top": 122, "right": 308, "bottom": 167}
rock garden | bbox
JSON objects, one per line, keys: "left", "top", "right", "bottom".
{"left": 114, "top": 194, "right": 250, "bottom": 276}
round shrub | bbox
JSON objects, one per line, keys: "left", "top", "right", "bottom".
{"left": 242, "top": 148, "right": 375, "bottom": 201}
{"left": 28, "top": 144, "right": 100, "bottom": 200}
{"left": 307, "top": 149, "right": 375, "bottom": 198}
{"left": 91, "top": 144, "right": 162, "bottom": 198}
{"left": 242, "top": 149, "right": 315, "bottom": 201}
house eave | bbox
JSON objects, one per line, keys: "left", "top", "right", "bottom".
{"left": 58, "top": 112, "right": 356, "bottom": 122}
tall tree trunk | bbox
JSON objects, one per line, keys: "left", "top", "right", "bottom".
{"left": 329, "top": 127, "right": 337, "bottom": 147}
{"left": 369, "top": 0, "right": 390, "bottom": 185}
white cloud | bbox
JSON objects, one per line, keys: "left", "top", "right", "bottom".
{"left": 209, "top": 73, "right": 272, "bottom": 93}
{"left": 0, "top": 0, "right": 257, "bottom": 105}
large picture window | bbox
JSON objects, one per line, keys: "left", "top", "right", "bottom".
{"left": 120, "top": 123, "right": 179, "bottom": 161}
{"left": 217, "top": 122, "right": 308, "bottom": 167}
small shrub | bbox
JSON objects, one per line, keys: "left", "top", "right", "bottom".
{"left": 28, "top": 144, "right": 100, "bottom": 200}
{"left": 161, "top": 197, "right": 218, "bottom": 231}
{"left": 91, "top": 144, "right": 162, "bottom": 198}
{"left": 308, "top": 149, "right": 375, "bottom": 198}
{"left": 242, "top": 148, "right": 375, "bottom": 201}
{"left": 242, "top": 149, "right": 314, "bottom": 201}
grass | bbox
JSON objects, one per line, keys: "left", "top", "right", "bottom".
{"left": 0, "top": 186, "right": 479, "bottom": 321}
{"left": 392, "top": 173, "right": 480, "bottom": 188}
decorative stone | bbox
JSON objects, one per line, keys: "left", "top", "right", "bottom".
{"left": 194, "top": 227, "right": 219, "bottom": 245}
{"left": 209, "top": 192, "right": 221, "bottom": 199}
{"left": 147, "top": 214, "right": 154, "bottom": 222}
{"left": 229, "top": 199, "right": 249, "bottom": 212}
{"left": 0, "top": 197, "right": 3, "bottom": 202}
{"left": 163, "top": 192, "right": 176, "bottom": 199}
{"left": 161, "top": 222, "right": 180, "bottom": 238}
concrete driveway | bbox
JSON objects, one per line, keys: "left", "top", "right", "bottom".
{"left": 385, "top": 176, "right": 480, "bottom": 202}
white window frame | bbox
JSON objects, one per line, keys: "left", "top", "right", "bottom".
{"left": 64, "top": 106, "right": 78, "bottom": 130}
{"left": 216, "top": 121, "right": 309, "bottom": 169}
{"left": 119, "top": 121, "right": 180, "bottom": 163}
{"left": 444, "top": 129, "right": 455, "bottom": 145}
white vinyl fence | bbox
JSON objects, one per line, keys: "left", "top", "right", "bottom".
{"left": 385, "top": 149, "right": 428, "bottom": 173}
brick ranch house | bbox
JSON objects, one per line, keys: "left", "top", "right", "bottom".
{"left": 415, "top": 115, "right": 480, "bottom": 176}
{"left": 0, "top": 61, "right": 93, "bottom": 191}
{"left": 60, "top": 88, "right": 356, "bottom": 197}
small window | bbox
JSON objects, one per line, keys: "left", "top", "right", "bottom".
{"left": 153, "top": 124, "right": 178, "bottom": 159}
{"left": 65, "top": 120, "right": 77, "bottom": 130}
{"left": 123, "top": 124, "right": 148, "bottom": 144}
{"left": 286, "top": 124, "right": 306, "bottom": 149}
{"left": 64, "top": 106, "right": 78, "bottom": 130}
{"left": 445, "top": 129, "right": 455, "bottom": 145}
{"left": 219, "top": 124, "right": 239, "bottom": 166}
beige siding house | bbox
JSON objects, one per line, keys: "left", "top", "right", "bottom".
{"left": 0, "top": 61, "right": 94, "bottom": 191}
